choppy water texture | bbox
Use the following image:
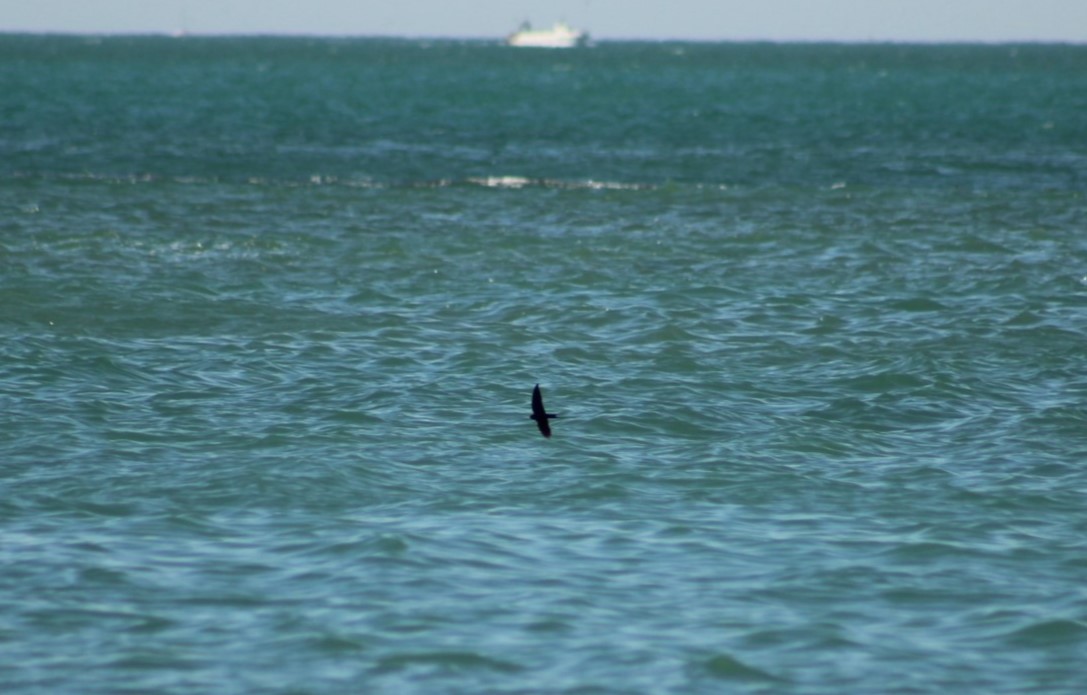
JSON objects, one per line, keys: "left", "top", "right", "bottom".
{"left": 2, "top": 36, "right": 1087, "bottom": 693}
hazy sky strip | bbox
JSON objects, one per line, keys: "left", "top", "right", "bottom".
{"left": 4, "top": 0, "right": 1087, "bottom": 42}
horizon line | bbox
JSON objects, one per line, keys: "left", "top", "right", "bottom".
{"left": 2, "top": 29, "right": 1085, "bottom": 46}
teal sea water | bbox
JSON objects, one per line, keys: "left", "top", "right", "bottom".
{"left": 2, "top": 35, "right": 1087, "bottom": 693}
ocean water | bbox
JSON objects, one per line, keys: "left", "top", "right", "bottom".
{"left": 2, "top": 35, "right": 1087, "bottom": 693}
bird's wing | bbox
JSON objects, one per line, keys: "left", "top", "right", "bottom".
{"left": 532, "top": 384, "right": 545, "bottom": 418}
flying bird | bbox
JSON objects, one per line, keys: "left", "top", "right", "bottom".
{"left": 530, "top": 384, "right": 558, "bottom": 438}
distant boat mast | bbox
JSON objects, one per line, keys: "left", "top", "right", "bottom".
{"left": 172, "top": 0, "right": 189, "bottom": 37}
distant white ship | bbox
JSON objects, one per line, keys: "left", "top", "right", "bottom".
{"left": 506, "top": 21, "right": 589, "bottom": 48}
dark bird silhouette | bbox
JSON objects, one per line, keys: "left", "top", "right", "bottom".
{"left": 530, "top": 384, "right": 558, "bottom": 438}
